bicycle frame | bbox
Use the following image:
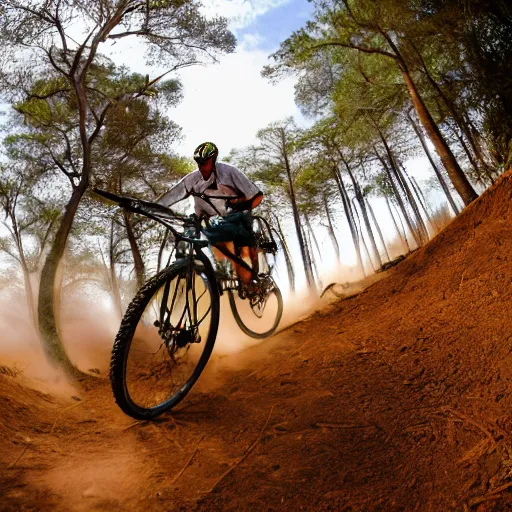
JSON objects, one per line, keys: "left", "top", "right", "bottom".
{"left": 104, "top": 187, "right": 283, "bottom": 419}
{"left": 92, "top": 187, "right": 264, "bottom": 293}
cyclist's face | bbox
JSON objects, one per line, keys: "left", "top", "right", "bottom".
{"left": 198, "top": 157, "right": 214, "bottom": 180}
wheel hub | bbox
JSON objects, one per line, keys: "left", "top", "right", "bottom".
{"left": 153, "top": 320, "right": 201, "bottom": 348}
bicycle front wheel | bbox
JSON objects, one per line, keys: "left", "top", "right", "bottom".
{"left": 110, "top": 258, "right": 220, "bottom": 420}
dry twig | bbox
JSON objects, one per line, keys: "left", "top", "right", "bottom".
{"left": 469, "top": 481, "right": 512, "bottom": 507}
{"left": 441, "top": 406, "right": 497, "bottom": 452}
{"left": 121, "top": 420, "right": 145, "bottom": 432}
{"left": 171, "top": 435, "right": 205, "bottom": 485}
{"left": 314, "top": 422, "right": 374, "bottom": 430}
{"left": 7, "top": 445, "right": 30, "bottom": 469}
{"left": 49, "top": 401, "right": 85, "bottom": 434}
{"left": 209, "top": 405, "right": 274, "bottom": 493}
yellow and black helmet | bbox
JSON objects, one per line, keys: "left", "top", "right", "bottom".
{"left": 193, "top": 142, "right": 218, "bottom": 164}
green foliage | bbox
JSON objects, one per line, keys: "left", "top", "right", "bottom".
{"left": 0, "top": 0, "right": 238, "bottom": 376}
{"left": 265, "top": 0, "right": 511, "bottom": 179}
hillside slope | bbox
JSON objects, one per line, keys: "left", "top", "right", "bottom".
{"left": 2, "top": 171, "right": 512, "bottom": 511}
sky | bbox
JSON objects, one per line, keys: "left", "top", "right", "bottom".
{"left": 104, "top": 0, "right": 315, "bottom": 157}
{"left": 0, "top": 0, "right": 457, "bottom": 285}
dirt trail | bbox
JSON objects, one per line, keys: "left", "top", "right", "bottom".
{"left": 3, "top": 171, "right": 512, "bottom": 511}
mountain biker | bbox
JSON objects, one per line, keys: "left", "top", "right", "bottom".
{"left": 158, "top": 142, "right": 264, "bottom": 290}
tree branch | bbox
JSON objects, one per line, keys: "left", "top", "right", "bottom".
{"left": 52, "top": 0, "right": 71, "bottom": 65}
{"left": 70, "top": 28, "right": 96, "bottom": 77}
{"left": 88, "top": 104, "right": 110, "bottom": 145}
{"left": 24, "top": 87, "right": 70, "bottom": 100}
{"left": 5, "top": 2, "right": 54, "bottom": 25}
{"left": 48, "top": 149, "right": 77, "bottom": 187}
{"left": 108, "top": 29, "right": 149, "bottom": 39}
{"left": 54, "top": 127, "right": 79, "bottom": 176}
{"left": 309, "top": 40, "right": 397, "bottom": 60}
{"left": 38, "top": 218, "right": 57, "bottom": 259}
{"left": 46, "top": 46, "right": 69, "bottom": 77}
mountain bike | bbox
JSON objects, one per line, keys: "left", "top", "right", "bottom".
{"left": 93, "top": 188, "right": 283, "bottom": 420}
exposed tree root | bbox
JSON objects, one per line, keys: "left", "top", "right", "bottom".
{"left": 208, "top": 405, "right": 274, "bottom": 494}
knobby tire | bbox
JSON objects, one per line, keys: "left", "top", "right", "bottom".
{"left": 228, "top": 282, "right": 283, "bottom": 339}
{"left": 110, "top": 257, "right": 220, "bottom": 420}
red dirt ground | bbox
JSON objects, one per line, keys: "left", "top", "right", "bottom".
{"left": 3, "top": 171, "right": 512, "bottom": 511}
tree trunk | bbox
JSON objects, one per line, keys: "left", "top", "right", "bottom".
{"left": 411, "top": 42, "right": 494, "bottom": 183}
{"left": 394, "top": 161, "right": 429, "bottom": 243}
{"left": 366, "top": 198, "right": 390, "bottom": 262}
{"left": 281, "top": 130, "right": 315, "bottom": 290}
{"left": 392, "top": 200, "right": 413, "bottom": 252}
{"left": 270, "top": 213, "right": 296, "bottom": 292}
{"left": 342, "top": 160, "right": 382, "bottom": 269}
{"left": 379, "top": 33, "right": 477, "bottom": 204}
{"left": 38, "top": 184, "right": 87, "bottom": 378}
{"left": 11, "top": 218, "right": 38, "bottom": 330}
{"left": 462, "top": 111, "right": 496, "bottom": 178}
{"left": 109, "top": 219, "right": 123, "bottom": 319}
{"left": 374, "top": 147, "right": 421, "bottom": 248}
{"left": 305, "top": 214, "right": 322, "bottom": 263}
{"left": 385, "top": 195, "right": 410, "bottom": 252}
{"left": 303, "top": 222, "right": 321, "bottom": 290}
{"left": 408, "top": 112, "right": 460, "bottom": 215}
{"left": 411, "top": 41, "right": 493, "bottom": 178}
{"left": 375, "top": 135, "right": 429, "bottom": 245}
{"left": 408, "top": 174, "right": 439, "bottom": 232}
{"left": 332, "top": 167, "right": 366, "bottom": 276}
{"left": 323, "top": 193, "right": 341, "bottom": 264}
{"left": 123, "top": 210, "right": 145, "bottom": 287}
{"left": 448, "top": 120, "right": 488, "bottom": 184}
{"left": 399, "top": 65, "right": 478, "bottom": 204}
{"left": 351, "top": 197, "right": 376, "bottom": 272}
{"left": 21, "top": 267, "right": 37, "bottom": 331}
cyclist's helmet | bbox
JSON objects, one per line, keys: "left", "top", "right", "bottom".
{"left": 193, "top": 142, "right": 218, "bottom": 164}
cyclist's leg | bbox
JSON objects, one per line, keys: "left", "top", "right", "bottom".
{"left": 214, "top": 242, "right": 252, "bottom": 284}
{"left": 204, "top": 213, "right": 260, "bottom": 286}
{"left": 239, "top": 246, "right": 259, "bottom": 275}
{"left": 249, "top": 246, "right": 259, "bottom": 275}
{"left": 211, "top": 244, "right": 229, "bottom": 266}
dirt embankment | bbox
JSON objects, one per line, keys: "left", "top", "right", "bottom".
{"left": 3, "top": 171, "right": 512, "bottom": 511}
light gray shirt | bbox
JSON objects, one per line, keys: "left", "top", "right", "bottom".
{"left": 158, "top": 162, "right": 261, "bottom": 217}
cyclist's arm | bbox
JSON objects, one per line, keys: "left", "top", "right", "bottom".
{"left": 157, "top": 174, "right": 193, "bottom": 207}
{"left": 219, "top": 163, "right": 263, "bottom": 211}
{"left": 228, "top": 191, "right": 264, "bottom": 211}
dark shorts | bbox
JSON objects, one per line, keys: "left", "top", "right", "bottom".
{"left": 203, "top": 212, "right": 256, "bottom": 247}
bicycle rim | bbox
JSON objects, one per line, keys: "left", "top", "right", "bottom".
{"left": 111, "top": 260, "right": 219, "bottom": 419}
{"left": 228, "top": 252, "right": 283, "bottom": 339}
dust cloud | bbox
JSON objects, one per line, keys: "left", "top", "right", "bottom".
{"left": 0, "top": 257, "right": 391, "bottom": 397}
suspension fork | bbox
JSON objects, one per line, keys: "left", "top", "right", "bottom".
{"left": 185, "top": 244, "right": 198, "bottom": 328}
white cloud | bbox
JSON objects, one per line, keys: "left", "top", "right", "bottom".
{"left": 169, "top": 39, "right": 300, "bottom": 156}
{"left": 105, "top": 32, "right": 303, "bottom": 158}
{"left": 201, "top": 0, "right": 292, "bottom": 30}
{"left": 238, "top": 32, "right": 265, "bottom": 51}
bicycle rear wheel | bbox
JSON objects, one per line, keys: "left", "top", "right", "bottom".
{"left": 228, "top": 252, "right": 283, "bottom": 339}
{"left": 110, "top": 257, "right": 220, "bottom": 420}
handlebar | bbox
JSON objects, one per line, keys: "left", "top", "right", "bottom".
{"left": 93, "top": 188, "right": 213, "bottom": 249}
{"left": 92, "top": 187, "right": 252, "bottom": 245}
{"left": 193, "top": 192, "right": 239, "bottom": 201}
{"left": 93, "top": 188, "right": 188, "bottom": 220}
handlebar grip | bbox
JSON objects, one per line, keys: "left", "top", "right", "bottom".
{"left": 92, "top": 188, "right": 132, "bottom": 206}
